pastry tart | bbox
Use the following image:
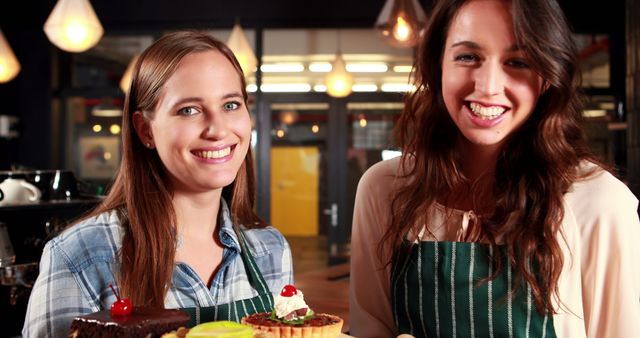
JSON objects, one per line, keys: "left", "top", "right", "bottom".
{"left": 241, "top": 285, "right": 343, "bottom": 338}
{"left": 241, "top": 312, "right": 343, "bottom": 338}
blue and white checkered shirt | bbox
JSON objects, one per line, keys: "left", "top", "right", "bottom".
{"left": 22, "top": 199, "right": 293, "bottom": 338}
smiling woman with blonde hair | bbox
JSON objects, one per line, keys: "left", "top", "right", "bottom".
{"left": 349, "top": 0, "right": 640, "bottom": 337}
{"left": 24, "top": 31, "right": 293, "bottom": 337}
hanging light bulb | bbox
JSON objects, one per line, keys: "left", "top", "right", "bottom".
{"left": 393, "top": 16, "right": 412, "bottom": 42}
{"left": 0, "top": 29, "right": 20, "bottom": 83}
{"left": 375, "top": 0, "right": 426, "bottom": 48}
{"left": 325, "top": 51, "right": 353, "bottom": 98}
{"left": 119, "top": 54, "right": 139, "bottom": 94}
{"left": 227, "top": 21, "right": 257, "bottom": 78}
{"left": 325, "top": 30, "right": 353, "bottom": 98}
{"left": 43, "top": 0, "right": 104, "bottom": 52}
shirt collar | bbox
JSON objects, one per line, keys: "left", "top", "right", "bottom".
{"left": 218, "top": 197, "right": 242, "bottom": 252}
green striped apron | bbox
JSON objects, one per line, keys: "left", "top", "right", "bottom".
{"left": 180, "top": 226, "right": 274, "bottom": 327}
{"left": 391, "top": 241, "right": 557, "bottom": 338}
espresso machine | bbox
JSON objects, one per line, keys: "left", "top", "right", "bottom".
{"left": 0, "top": 170, "right": 102, "bottom": 337}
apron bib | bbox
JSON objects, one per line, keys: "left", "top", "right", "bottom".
{"left": 391, "top": 241, "right": 557, "bottom": 338}
{"left": 180, "top": 226, "right": 274, "bottom": 327}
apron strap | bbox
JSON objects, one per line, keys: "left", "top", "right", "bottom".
{"left": 179, "top": 224, "right": 275, "bottom": 327}
{"left": 232, "top": 224, "right": 274, "bottom": 302}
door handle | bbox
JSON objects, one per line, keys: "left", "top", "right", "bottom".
{"left": 323, "top": 203, "right": 338, "bottom": 227}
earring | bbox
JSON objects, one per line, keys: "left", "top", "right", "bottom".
{"left": 146, "top": 142, "right": 152, "bottom": 148}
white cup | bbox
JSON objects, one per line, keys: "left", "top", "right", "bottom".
{"left": 0, "top": 178, "right": 41, "bottom": 205}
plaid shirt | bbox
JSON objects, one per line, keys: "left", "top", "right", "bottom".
{"left": 22, "top": 199, "right": 293, "bottom": 338}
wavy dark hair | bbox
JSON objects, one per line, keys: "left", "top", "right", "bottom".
{"left": 382, "top": 0, "right": 600, "bottom": 313}
{"left": 86, "top": 31, "right": 265, "bottom": 307}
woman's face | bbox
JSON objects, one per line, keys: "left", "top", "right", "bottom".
{"left": 140, "top": 50, "right": 251, "bottom": 194}
{"left": 441, "top": 0, "right": 545, "bottom": 153}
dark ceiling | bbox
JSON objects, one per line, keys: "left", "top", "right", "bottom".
{"left": 0, "top": 0, "right": 625, "bottom": 34}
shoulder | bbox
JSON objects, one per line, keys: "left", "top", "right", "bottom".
{"left": 358, "top": 156, "right": 407, "bottom": 201}
{"left": 240, "top": 226, "right": 290, "bottom": 258}
{"left": 564, "top": 162, "right": 638, "bottom": 235}
{"left": 565, "top": 162, "right": 638, "bottom": 214}
{"left": 49, "top": 210, "right": 123, "bottom": 273}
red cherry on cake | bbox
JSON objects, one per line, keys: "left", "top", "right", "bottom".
{"left": 280, "top": 284, "right": 297, "bottom": 297}
{"left": 109, "top": 283, "right": 133, "bottom": 316}
{"left": 111, "top": 298, "right": 132, "bottom": 316}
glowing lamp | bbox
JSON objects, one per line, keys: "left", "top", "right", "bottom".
{"left": 227, "top": 22, "right": 257, "bottom": 78}
{"left": 44, "top": 0, "right": 104, "bottom": 52}
{"left": 375, "top": 0, "right": 426, "bottom": 48}
{"left": 325, "top": 51, "right": 353, "bottom": 98}
{"left": 0, "top": 30, "right": 20, "bottom": 83}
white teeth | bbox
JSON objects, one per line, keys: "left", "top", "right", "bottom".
{"left": 195, "top": 147, "right": 231, "bottom": 159}
{"left": 469, "top": 102, "right": 506, "bottom": 120}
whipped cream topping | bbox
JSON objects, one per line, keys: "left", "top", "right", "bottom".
{"left": 274, "top": 290, "right": 310, "bottom": 320}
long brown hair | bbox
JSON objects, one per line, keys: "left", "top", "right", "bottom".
{"left": 87, "top": 31, "right": 265, "bottom": 307}
{"left": 383, "top": 0, "right": 599, "bottom": 313}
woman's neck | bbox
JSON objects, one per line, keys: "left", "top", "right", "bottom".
{"left": 443, "top": 140, "right": 501, "bottom": 212}
{"left": 459, "top": 140, "right": 501, "bottom": 182}
{"left": 172, "top": 189, "right": 225, "bottom": 287}
{"left": 173, "top": 189, "right": 223, "bottom": 237}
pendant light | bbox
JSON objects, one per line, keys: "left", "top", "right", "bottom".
{"left": 0, "top": 29, "right": 20, "bottom": 83}
{"left": 325, "top": 30, "right": 353, "bottom": 98}
{"left": 226, "top": 21, "right": 257, "bottom": 78}
{"left": 119, "top": 54, "right": 139, "bottom": 94}
{"left": 375, "top": 0, "right": 426, "bottom": 48}
{"left": 44, "top": 0, "right": 104, "bottom": 52}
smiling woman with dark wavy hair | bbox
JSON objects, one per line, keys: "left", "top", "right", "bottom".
{"left": 349, "top": 0, "right": 640, "bottom": 337}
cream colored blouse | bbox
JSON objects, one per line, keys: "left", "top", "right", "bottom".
{"left": 349, "top": 157, "right": 640, "bottom": 338}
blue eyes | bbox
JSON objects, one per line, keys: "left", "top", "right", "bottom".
{"left": 223, "top": 101, "right": 240, "bottom": 111}
{"left": 177, "top": 101, "right": 241, "bottom": 116}
{"left": 178, "top": 106, "right": 198, "bottom": 116}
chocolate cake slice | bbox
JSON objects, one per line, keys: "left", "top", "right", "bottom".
{"left": 69, "top": 307, "right": 190, "bottom": 338}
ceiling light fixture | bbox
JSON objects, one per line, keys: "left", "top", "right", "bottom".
{"left": 0, "top": 29, "right": 20, "bottom": 83}
{"left": 309, "top": 62, "right": 332, "bottom": 73}
{"left": 227, "top": 20, "right": 257, "bottom": 78}
{"left": 393, "top": 65, "right": 413, "bottom": 73}
{"left": 381, "top": 83, "right": 416, "bottom": 92}
{"left": 375, "top": 0, "right": 426, "bottom": 48}
{"left": 346, "top": 63, "right": 388, "bottom": 73}
{"left": 260, "top": 83, "right": 312, "bottom": 93}
{"left": 260, "top": 63, "right": 305, "bottom": 73}
{"left": 313, "top": 84, "right": 327, "bottom": 92}
{"left": 325, "top": 30, "right": 353, "bottom": 98}
{"left": 352, "top": 84, "right": 378, "bottom": 92}
{"left": 92, "top": 98, "right": 122, "bottom": 117}
{"left": 44, "top": 0, "right": 104, "bottom": 52}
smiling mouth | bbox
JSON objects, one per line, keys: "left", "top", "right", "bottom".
{"left": 469, "top": 102, "right": 507, "bottom": 120}
{"left": 192, "top": 146, "right": 233, "bottom": 159}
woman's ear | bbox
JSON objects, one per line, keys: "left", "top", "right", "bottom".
{"left": 132, "top": 111, "right": 154, "bottom": 149}
{"left": 542, "top": 80, "right": 550, "bottom": 93}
